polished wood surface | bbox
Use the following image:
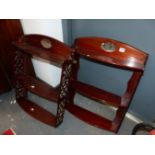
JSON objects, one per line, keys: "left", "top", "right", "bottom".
{"left": 74, "top": 37, "right": 148, "bottom": 71}
{"left": 66, "top": 103, "right": 113, "bottom": 131}
{"left": 66, "top": 37, "right": 148, "bottom": 133}
{"left": 70, "top": 80, "right": 121, "bottom": 107}
{"left": 14, "top": 34, "right": 72, "bottom": 127}
{"left": 17, "top": 74, "right": 59, "bottom": 102}
{"left": 13, "top": 34, "right": 71, "bottom": 64}
{"left": 18, "top": 97, "right": 56, "bottom": 126}
{"left": 0, "top": 19, "right": 35, "bottom": 86}
{"left": 13, "top": 35, "right": 148, "bottom": 132}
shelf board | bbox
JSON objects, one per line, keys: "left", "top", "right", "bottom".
{"left": 66, "top": 103, "right": 114, "bottom": 131}
{"left": 71, "top": 80, "right": 121, "bottom": 107}
{"left": 17, "top": 97, "right": 56, "bottom": 126}
{"left": 17, "top": 74, "right": 59, "bottom": 102}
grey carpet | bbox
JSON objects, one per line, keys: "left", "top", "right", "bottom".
{"left": 0, "top": 90, "right": 137, "bottom": 135}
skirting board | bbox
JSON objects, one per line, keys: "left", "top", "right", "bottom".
{"left": 126, "top": 112, "right": 143, "bottom": 123}
{"left": 109, "top": 106, "right": 143, "bottom": 124}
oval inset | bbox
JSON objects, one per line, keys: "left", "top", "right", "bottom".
{"left": 40, "top": 38, "right": 52, "bottom": 49}
{"left": 101, "top": 42, "right": 116, "bottom": 53}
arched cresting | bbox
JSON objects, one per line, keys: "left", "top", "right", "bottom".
{"left": 13, "top": 34, "right": 72, "bottom": 127}
{"left": 66, "top": 37, "right": 148, "bottom": 133}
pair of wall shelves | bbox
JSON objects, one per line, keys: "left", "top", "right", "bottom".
{"left": 13, "top": 35, "right": 148, "bottom": 133}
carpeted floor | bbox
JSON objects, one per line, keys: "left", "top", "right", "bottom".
{"left": 0, "top": 90, "right": 139, "bottom": 135}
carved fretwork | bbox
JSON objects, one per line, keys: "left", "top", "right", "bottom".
{"left": 56, "top": 51, "right": 76, "bottom": 126}
{"left": 14, "top": 50, "right": 27, "bottom": 99}
{"left": 14, "top": 50, "right": 24, "bottom": 75}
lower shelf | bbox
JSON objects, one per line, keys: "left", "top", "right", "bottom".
{"left": 66, "top": 103, "right": 119, "bottom": 132}
{"left": 17, "top": 74, "right": 59, "bottom": 102}
{"left": 17, "top": 97, "right": 57, "bottom": 127}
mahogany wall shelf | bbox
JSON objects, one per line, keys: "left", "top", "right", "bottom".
{"left": 13, "top": 35, "right": 148, "bottom": 133}
{"left": 66, "top": 37, "right": 148, "bottom": 133}
{"left": 13, "top": 34, "right": 72, "bottom": 127}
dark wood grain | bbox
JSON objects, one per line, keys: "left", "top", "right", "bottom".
{"left": 17, "top": 97, "right": 56, "bottom": 126}
{"left": 66, "top": 103, "right": 113, "bottom": 131}
{"left": 74, "top": 37, "right": 148, "bottom": 71}
{"left": 0, "top": 19, "right": 35, "bottom": 86}
{"left": 66, "top": 37, "right": 148, "bottom": 133}
{"left": 13, "top": 35, "right": 149, "bottom": 132}
{"left": 14, "top": 34, "right": 72, "bottom": 127}
{"left": 17, "top": 74, "right": 59, "bottom": 102}
{"left": 13, "top": 34, "right": 71, "bottom": 64}
{"left": 71, "top": 80, "right": 121, "bottom": 107}
{"left": 0, "top": 62, "right": 11, "bottom": 94}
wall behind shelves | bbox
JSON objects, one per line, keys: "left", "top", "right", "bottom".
{"left": 20, "top": 19, "right": 63, "bottom": 87}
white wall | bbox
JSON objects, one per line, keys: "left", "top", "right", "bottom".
{"left": 20, "top": 19, "right": 63, "bottom": 87}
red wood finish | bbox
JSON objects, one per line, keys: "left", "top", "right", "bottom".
{"left": 66, "top": 37, "right": 148, "bottom": 133}
{"left": 66, "top": 103, "right": 113, "bottom": 131}
{"left": 18, "top": 97, "right": 56, "bottom": 126}
{"left": 74, "top": 37, "right": 148, "bottom": 71}
{"left": 14, "top": 34, "right": 71, "bottom": 65}
{"left": 70, "top": 80, "right": 121, "bottom": 107}
{"left": 17, "top": 74, "right": 59, "bottom": 102}
{"left": 13, "top": 35, "right": 149, "bottom": 132}
{"left": 14, "top": 34, "right": 72, "bottom": 127}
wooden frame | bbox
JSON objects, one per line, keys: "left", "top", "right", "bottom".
{"left": 13, "top": 35, "right": 148, "bottom": 132}
{"left": 66, "top": 37, "right": 148, "bottom": 133}
{"left": 13, "top": 34, "right": 72, "bottom": 127}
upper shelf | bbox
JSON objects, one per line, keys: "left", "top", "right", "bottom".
{"left": 74, "top": 37, "right": 148, "bottom": 71}
{"left": 13, "top": 34, "right": 72, "bottom": 65}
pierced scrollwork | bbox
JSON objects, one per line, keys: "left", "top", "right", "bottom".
{"left": 14, "top": 50, "right": 24, "bottom": 75}
{"left": 56, "top": 63, "right": 73, "bottom": 125}
{"left": 56, "top": 50, "right": 77, "bottom": 126}
{"left": 15, "top": 81, "right": 26, "bottom": 99}
{"left": 56, "top": 99, "right": 66, "bottom": 124}
{"left": 14, "top": 50, "right": 26, "bottom": 99}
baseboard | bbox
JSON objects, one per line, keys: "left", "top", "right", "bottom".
{"left": 109, "top": 106, "right": 143, "bottom": 123}
{"left": 126, "top": 112, "right": 143, "bottom": 123}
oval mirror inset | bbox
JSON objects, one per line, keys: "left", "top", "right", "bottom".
{"left": 40, "top": 38, "right": 52, "bottom": 49}
{"left": 101, "top": 42, "right": 116, "bottom": 53}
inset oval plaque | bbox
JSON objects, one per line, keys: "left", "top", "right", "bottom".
{"left": 101, "top": 42, "right": 116, "bottom": 53}
{"left": 40, "top": 38, "right": 52, "bottom": 49}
